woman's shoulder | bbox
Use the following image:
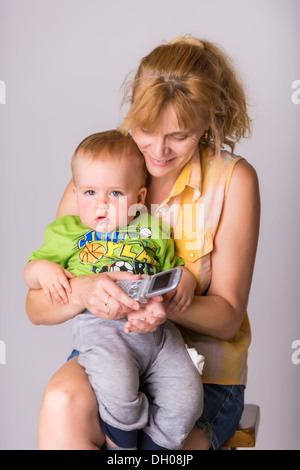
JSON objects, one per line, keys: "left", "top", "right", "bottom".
{"left": 217, "top": 149, "right": 257, "bottom": 176}
{"left": 208, "top": 148, "right": 244, "bottom": 165}
{"left": 203, "top": 148, "right": 258, "bottom": 193}
{"left": 223, "top": 156, "right": 260, "bottom": 221}
{"left": 229, "top": 157, "right": 259, "bottom": 193}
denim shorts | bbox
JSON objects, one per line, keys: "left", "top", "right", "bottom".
{"left": 67, "top": 349, "right": 79, "bottom": 361}
{"left": 68, "top": 350, "right": 244, "bottom": 450}
{"left": 196, "top": 383, "right": 245, "bottom": 449}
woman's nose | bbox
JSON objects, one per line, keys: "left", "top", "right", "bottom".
{"left": 151, "top": 137, "right": 170, "bottom": 158}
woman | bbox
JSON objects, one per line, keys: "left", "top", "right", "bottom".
{"left": 26, "top": 36, "right": 260, "bottom": 450}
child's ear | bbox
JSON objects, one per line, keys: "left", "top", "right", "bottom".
{"left": 137, "top": 187, "right": 147, "bottom": 205}
{"left": 72, "top": 182, "right": 77, "bottom": 197}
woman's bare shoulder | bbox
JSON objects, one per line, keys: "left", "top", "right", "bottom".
{"left": 231, "top": 158, "right": 259, "bottom": 193}
{"left": 223, "top": 157, "right": 260, "bottom": 234}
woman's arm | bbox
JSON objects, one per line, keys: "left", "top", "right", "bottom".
{"left": 25, "top": 180, "right": 78, "bottom": 325}
{"left": 26, "top": 282, "right": 83, "bottom": 326}
{"left": 168, "top": 160, "right": 260, "bottom": 341}
{"left": 56, "top": 179, "right": 78, "bottom": 218}
{"left": 26, "top": 180, "right": 78, "bottom": 321}
{"left": 26, "top": 272, "right": 142, "bottom": 326}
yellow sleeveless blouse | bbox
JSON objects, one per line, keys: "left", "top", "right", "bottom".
{"left": 152, "top": 148, "right": 251, "bottom": 386}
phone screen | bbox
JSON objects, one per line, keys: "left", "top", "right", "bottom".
{"left": 152, "top": 272, "right": 172, "bottom": 291}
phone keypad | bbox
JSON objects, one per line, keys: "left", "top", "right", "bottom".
{"left": 116, "top": 280, "right": 141, "bottom": 298}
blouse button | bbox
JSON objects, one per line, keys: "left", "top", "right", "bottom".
{"left": 190, "top": 253, "right": 195, "bottom": 258}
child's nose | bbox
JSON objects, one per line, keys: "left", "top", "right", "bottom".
{"left": 97, "top": 201, "right": 109, "bottom": 210}
{"left": 96, "top": 192, "right": 108, "bottom": 206}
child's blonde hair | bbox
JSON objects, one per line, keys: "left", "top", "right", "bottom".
{"left": 121, "top": 36, "right": 251, "bottom": 155}
{"left": 72, "top": 129, "right": 147, "bottom": 185}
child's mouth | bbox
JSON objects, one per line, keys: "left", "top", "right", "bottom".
{"left": 96, "top": 215, "right": 108, "bottom": 223}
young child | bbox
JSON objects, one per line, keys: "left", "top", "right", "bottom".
{"left": 24, "top": 130, "right": 203, "bottom": 450}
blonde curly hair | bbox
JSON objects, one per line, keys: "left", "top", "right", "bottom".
{"left": 121, "top": 36, "right": 251, "bottom": 155}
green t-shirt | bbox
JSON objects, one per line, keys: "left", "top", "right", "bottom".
{"left": 28, "top": 213, "right": 184, "bottom": 277}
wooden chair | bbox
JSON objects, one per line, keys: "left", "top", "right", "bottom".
{"left": 220, "top": 404, "right": 260, "bottom": 450}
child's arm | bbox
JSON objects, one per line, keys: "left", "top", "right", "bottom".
{"left": 164, "top": 267, "right": 197, "bottom": 316}
{"left": 23, "top": 260, "right": 76, "bottom": 305}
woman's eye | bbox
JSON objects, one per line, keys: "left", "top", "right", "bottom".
{"left": 85, "top": 190, "right": 96, "bottom": 196}
{"left": 111, "top": 190, "right": 122, "bottom": 197}
{"left": 172, "top": 134, "right": 188, "bottom": 141}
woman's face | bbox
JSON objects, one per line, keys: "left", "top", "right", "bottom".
{"left": 132, "top": 104, "right": 207, "bottom": 181}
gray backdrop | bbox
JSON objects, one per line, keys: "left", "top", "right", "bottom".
{"left": 0, "top": 0, "right": 299, "bottom": 450}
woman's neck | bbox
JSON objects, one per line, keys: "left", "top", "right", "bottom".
{"left": 146, "top": 175, "right": 176, "bottom": 208}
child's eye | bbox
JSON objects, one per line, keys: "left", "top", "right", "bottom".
{"left": 110, "top": 190, "right": 122, "bottom": 197}
{"left": 85, "top": 190, "right": 96, "bottom": 196}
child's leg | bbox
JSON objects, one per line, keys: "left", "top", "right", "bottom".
{"left": 141, "top": 320, "right": 204, "bottom": 450}
{"left": 71, "top": 313, "right": 149, "bottom": 449}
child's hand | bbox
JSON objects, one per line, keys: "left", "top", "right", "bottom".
{"left": 124, "top": 296, "right": 166, "bottom": 334}
{"left": 36, "top": 260, "right": 76, "bottom": 304}
{"left": 165, "top": 268, "right": 196, "bottom": 315}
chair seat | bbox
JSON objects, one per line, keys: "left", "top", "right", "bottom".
{"left": 220, "top": 404, "right": 260, "bottom": 449}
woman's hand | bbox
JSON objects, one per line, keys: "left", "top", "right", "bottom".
{"left": 124, "top": 296, "right": 166, "bottom": 333}
{"left": 71, "top": 271, "right": 142, "bottom": 320}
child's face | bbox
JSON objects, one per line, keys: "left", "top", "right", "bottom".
{"left": 73, "top": 152, "right": 147, "bottom": 233}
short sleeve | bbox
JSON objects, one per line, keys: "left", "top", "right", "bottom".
{"left": 27, "top": 216, "right": 79, "bottom": 268}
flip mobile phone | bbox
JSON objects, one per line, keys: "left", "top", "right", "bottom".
{"left": 116, "top": 267, "right": 182, "bottom": 303}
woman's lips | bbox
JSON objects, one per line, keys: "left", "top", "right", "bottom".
{"left": 149, "top": 156, "right": 176, "bottom": 167}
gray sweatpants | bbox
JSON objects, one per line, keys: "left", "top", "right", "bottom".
{"left": 72, "top": 310, "right": 203, "bottom": 450}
